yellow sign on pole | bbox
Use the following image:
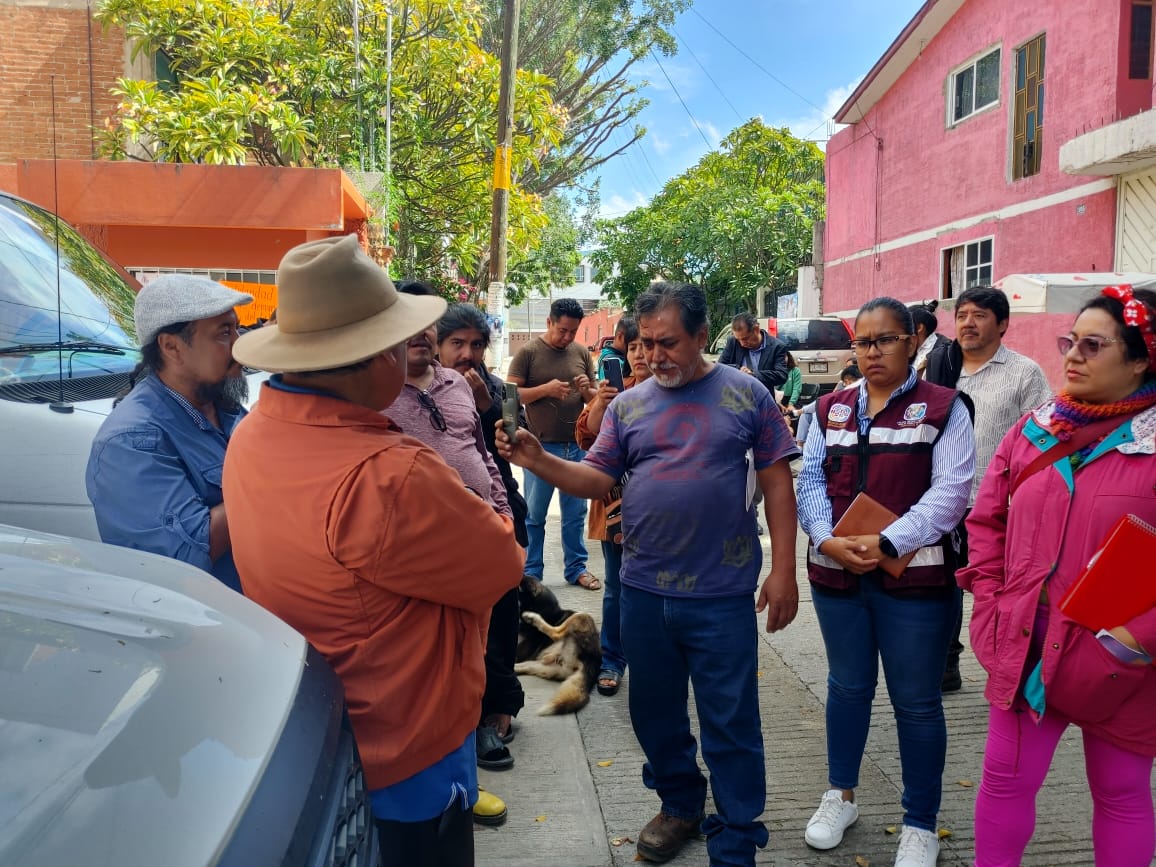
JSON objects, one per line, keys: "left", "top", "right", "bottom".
{"left": 492, "top": 146, "right": 511, "bottom": 191}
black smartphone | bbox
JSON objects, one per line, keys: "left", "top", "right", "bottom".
{"left": 501, "top": 382, "right": 520, "bottom": 440}
{"left": 604, "top": 356, "right": 625, "bottom": 392}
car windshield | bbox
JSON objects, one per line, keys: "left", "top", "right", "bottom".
{"left": 776, "top": 319, "right": 851, "bottom": 351}
{"left": 0, "top": 194, "right": 139, "bottom": 397}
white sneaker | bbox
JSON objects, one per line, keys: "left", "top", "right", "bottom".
{"left": 804, "top": 789, "right": 859, "bottom": 850}
{"left": 895, "top": 825, "right": 939, "bottom": 867}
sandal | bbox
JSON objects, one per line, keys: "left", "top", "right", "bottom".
{"left": 476, "top": 724, "right": 514, "bottom": 771}
{"left": 596, "top": 669, "right": 621, "bottom": 697}
{"left": 576, "top": 571, "right": 602, "bottom": 591}
{"left": 483, "top": 714, "right": 516, "bottom": 745}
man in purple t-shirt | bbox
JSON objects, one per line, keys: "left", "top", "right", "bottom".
{"left": 497, "top": 283, "right": 799, "bottom": 867}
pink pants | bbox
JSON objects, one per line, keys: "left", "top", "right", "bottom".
{"left": 974, "top": 705, "right": 1155, "bottom": 866}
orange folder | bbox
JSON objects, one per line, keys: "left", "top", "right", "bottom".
{"left": 1059, "top": 514, "right": 1156, "bottom": 632}
{"left": 832, "top": 492, "right": 916, "bottom": 579}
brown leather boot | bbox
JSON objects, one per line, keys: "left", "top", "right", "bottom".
{"left": 636, "top": 811, "right": 702, "bottom": 863}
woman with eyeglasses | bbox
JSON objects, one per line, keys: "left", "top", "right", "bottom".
{"left": 797, "top": 297, "right": 975, "bottom": 867}
{"left": 961, "top": 286, "right": 1156, "bottom": 867}
{"left": 573, "top": 322, "right": 652, "bottom": 699}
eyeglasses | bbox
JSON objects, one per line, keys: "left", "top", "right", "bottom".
{"left": 416, "top": 390, "right": 448, "bottom": 431}
{"left": 1057, "top": 335, "right": 1122, "bottom": 359}
{"left": 850, "top": 334, "right": 909, "bottom": 355}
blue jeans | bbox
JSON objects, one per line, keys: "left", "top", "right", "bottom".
{"left": 599, "top": 541, "right": 627, "bottom": 676}
{"left": 523, "top": 441, "right": 589, "bottom": 583}
{"left": 620, "top": 585, "right": 768, "bottom": 866}
{"left": 811, "top": 576, "right": 955, "bottom": 832}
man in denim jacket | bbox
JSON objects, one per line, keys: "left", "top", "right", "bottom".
{"left": 86, "top": 274, "right": 252, "bottom": 591}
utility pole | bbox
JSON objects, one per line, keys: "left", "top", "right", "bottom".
{"left": 487, "top": 0, "right": 519, "bottom": 370}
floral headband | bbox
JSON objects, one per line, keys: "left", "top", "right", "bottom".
{"left": 1102, "top": 284, "right": 1156, "bottom": 372}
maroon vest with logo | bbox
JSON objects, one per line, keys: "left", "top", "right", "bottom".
{"left": 807, "top": 379, "right": 959, "bottom": 591}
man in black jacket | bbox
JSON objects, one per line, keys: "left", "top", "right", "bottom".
{"left": 718, "top": 312, "right": 789, "bottom": 392}
{"left": 434, "top": 301, "right": 527, "bottom": 787}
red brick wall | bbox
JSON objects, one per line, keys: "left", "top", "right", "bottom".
{"left": 0, "top": 4, "right": 125, "bottom": 161}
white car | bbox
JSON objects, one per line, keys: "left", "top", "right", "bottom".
{"left": 0, "top": 190, "right": 265, "bottom": 539}
{"left": 0, "top": 523, "right": 376, "bottom": 866}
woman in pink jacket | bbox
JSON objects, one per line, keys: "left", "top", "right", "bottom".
{"left": 960, "top": 285, "right": 1156, "bottom": 866}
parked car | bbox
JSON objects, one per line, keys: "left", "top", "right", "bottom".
{"left": 0, "top": 189, "right": 266, "bottom": 539}
{"left": 0, "top": 523, "right": 378, "bottom": 867}
{"left": 773, "top": 317, "right": 855, "bottom": 394}
{"left": 710, "top": 315, "right": 854, "bottom": 395}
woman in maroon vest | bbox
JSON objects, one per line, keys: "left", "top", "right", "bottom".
{"left": 797, "top": 297, "right": 975, "bottom": 867}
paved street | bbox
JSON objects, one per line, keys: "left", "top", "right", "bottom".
{"left": 476, "top": 493, "right": 1156, "bottom": 866}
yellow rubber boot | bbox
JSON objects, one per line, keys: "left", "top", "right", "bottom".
{"left": 473, "top": 787, "right": 508, "bottom": 827}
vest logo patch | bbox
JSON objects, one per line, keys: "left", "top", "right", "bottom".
{"left": 827, "top": 404, "right": 852, "bottom": 425}
{"left": 902, "top": 402, "right": 928, "bottom": 425}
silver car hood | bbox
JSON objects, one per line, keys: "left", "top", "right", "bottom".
{"left": 0, "top": 526, "right": 306, "bottom": 867}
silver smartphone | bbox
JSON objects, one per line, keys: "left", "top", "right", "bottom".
{"left": 501, "top": 382, "right": 519, "bottom": 441}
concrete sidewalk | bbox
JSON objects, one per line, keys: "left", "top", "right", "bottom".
{"left": 476, "top": 508, "right": 1153, "bottom": 866}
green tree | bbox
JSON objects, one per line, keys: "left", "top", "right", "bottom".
{"left": 507, "top": 193, "right": 581, "bottom": 300}
{"left": 480, "top": 0, "right": 689, "bottom": 196}
{"left": 96, "top": 0, "right": 563, "bottom": 282}
{"left": 592, "top": 119, "right": 824, "bottom": 330}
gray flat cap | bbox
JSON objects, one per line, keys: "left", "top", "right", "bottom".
{"left": 134, "top": 274, "right": 254, "bottom": 346}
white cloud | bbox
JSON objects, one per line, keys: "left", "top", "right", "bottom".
{"left": 777, "top": 78, "right": 863, "bottom": 150}
{"left": 650, "top": 131, "right": 672, "bottom": 155}
{"left": 599, "top": 190, "right": 650, "bottom": 218}
{"left": 631, "top": 57, "right": 701, "bottom": 100}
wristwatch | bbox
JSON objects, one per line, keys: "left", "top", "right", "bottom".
{"left": 879, "top": 535, "right": 899, "bottom": 559}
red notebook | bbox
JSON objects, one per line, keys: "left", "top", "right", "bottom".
{"left": 1059, "top": 514, "right": 1156, "bottom": 632}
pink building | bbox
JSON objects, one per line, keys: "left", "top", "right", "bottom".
{"left": 822, "top": 0, "right": 1156, "bottom": 388}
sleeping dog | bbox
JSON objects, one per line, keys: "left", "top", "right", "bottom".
{"left": 514, "top": 576, "right": 601, "bottom": 715}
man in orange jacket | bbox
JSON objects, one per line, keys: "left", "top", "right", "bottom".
{"left": 223, "top": 235, "right": 525, "bottom": 867}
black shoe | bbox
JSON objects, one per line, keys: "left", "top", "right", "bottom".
{"left": 476, "top": 725, "right": 514, "bottom": 770}
{"left": 941, "top": 665, "right": 962, "bottom": 693}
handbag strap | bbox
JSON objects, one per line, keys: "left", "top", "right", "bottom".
{"left": 1009, "top": 412, "right": 1140, "bottom": 497}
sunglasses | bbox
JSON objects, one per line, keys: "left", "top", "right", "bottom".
{"left": 1056, "top": 335, "right": 1122, "bottom": 359}
{"left": 416, "top": 390, "right": 448, "bottom": 432}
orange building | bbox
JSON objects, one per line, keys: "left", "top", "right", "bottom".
{"left": 0, "top": 160, "right": 371, "bottom": 323}
{"left": 1, "top": 1, "right": 373, "bottom": 323}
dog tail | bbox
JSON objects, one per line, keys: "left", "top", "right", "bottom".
{"left": 537, "top": 669, "right": 591, "bottom": 716}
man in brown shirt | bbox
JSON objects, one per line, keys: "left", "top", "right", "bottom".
{"left": 507, "top": 298, "right": 599, "bottom": 589}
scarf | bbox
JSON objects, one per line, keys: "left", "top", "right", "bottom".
{"left": 1049, "top": 380, "right": 1156, "bottom": 442}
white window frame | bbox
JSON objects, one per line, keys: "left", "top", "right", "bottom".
{"left": 938, "top": 235, "right": 995, "bottom": 299}
{"left": 946, "top": 45, "right": 1002, "bottom": 127}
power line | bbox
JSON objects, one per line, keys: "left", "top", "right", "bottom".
{"left": 649, "top": 48, "right": 714, "bottom": 150}
{"left": 673, "top": 26, "right": 743, "bottom": 124}
{"left": 689, "top": 6, "right": 830, "bottom": 119}
{"left": 630, "top": 131, "right": 666, "bottom": 190}
{"left": 615, "top": 126, "right": 659, "bottom": 191}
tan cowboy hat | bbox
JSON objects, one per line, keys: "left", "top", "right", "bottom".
{"left": 232, "top": 234, "right": 446, "bottom": 373}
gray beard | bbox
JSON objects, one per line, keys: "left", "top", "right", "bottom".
{"left": 195, "top": 374, "right": 249, "bottom": 409}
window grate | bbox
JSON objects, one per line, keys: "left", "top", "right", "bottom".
{"left": 1013, "top": 35, "right": 1046, "bottom": 180}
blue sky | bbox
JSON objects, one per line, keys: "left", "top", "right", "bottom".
{"left": 592, "top": 0, "right": 926, "bottom": 218}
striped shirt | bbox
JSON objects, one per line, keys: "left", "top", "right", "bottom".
{"left": 796, "top": 369, "right": 975, "bottom": 557}
{"left": 957, "top": 344, "right": 1052, "bottom": 505}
